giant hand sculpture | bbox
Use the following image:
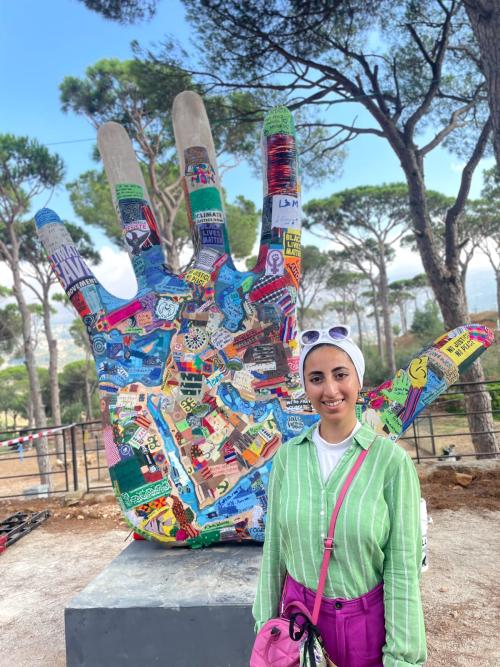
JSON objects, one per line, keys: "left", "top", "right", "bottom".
{"left": 35, "top": 93, "right": 493, "bottom": 547}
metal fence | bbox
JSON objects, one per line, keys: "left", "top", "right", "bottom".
{"left": 0, "top": 420, "right": 110, "bottom": 500}
{"left": 398, "top": 380, "right": 500, "bottom": 462}
{"left": 0, "top": 380, "right": 498, "bottom": 500}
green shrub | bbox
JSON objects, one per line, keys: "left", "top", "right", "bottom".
{"left": 488, "top": 382, "right": 500, "bottom": 420}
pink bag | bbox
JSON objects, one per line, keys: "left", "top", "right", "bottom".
{"left": 250, "top": 600, "right": 312, "bottom": 667}
{"left": 250, "top": 449, "right": 369, "bottom": 667}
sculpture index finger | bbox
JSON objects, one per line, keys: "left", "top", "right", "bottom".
{"left": 172, "top": 91, "right": 233, "bottom": 286}
{"left": 98, "top": 122, "right": 168, "bottom": 288}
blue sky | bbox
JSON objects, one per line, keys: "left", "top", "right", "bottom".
{"left": 0, "top": 0, "right": 496, "bottom": 306}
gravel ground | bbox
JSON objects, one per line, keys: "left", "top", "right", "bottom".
{"left": 422, "top": 509, "right": 500, "bottom": 666}
{"left": 0, "top": 505, "right": 499, "bottom": 666}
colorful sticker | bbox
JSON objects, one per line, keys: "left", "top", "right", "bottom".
{"left": 185, "top": 269, "right": 211, "bottom": 286}
{"left": 189, "top": 187, "right": 223, "bottom": 215}
{"left": 284, "top": 228, "right": 302, "bottom": 257}
{"left": 115, "top": 183, "right": 144, "bottom": 200}
{"left": 265, "top": 248, "right": 285, "bottom": 276}
{"left": 441, "top": 332, "right": 482, "bottom": 364}
{"left": 184, "top": 146, "right": 210, "bottom": 167}
{"left": 408, "top": 356, "right": 428, "bottom": 389}
{"left": 51, "top": 244, "right": 94, "bottom": 291}
{"left": 263, "top": 106, "right": 296, "bottom": 136}
{"left": 271, "top": 195, "right": 301, "bottom": 229}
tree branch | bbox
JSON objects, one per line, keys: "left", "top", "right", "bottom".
{"left": 445, "top": 115, "right": 492, "bottom": 271}
{"left": 404, "top": 4, "right": 455, "bottom": 139}
{"left": 420, "top": 99, "right": 477, "bottom": 156}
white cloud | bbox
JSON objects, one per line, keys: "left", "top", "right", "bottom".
{"left": 90, "top": 245, "right": 137, "bottom": 300}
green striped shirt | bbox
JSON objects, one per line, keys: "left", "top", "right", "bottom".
{"left": 252, "top": 422, "right": 427, "bottom": 667}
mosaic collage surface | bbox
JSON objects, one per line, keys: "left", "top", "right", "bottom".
{"left": 35, "top": 101, "right": 494, "bottom": 547}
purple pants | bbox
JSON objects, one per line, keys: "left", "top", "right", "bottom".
{"left": 281, "top": 575, "right": 386, "bottom": 667}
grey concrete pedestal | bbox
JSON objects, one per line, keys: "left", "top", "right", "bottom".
{"left": 65, "top": 541, "right": 263, "bottom": 666}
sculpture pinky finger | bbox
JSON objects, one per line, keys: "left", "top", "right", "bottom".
{"left": 358, "top": 324, "right": 494, "bottom": 441}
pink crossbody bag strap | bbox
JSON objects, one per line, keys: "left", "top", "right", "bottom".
{"left": 311, "top": 446, "right": 370, "bottom": 625}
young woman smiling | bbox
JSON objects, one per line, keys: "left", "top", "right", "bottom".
{"left": 253, "top": 326, "right": 427, "bottom": 667}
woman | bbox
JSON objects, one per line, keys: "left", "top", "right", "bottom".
{"left": 252, "top": 326, "right": 427, "bottom": 667}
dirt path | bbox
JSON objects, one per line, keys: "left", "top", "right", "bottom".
{"left": 0, "top": 504, "right": 499, "bottom": 666}
{"left": 422, "top": 509, "right": 500, "bottom": 666}
{"left": 0, "top": 524, "right": 129, "bottom": 667}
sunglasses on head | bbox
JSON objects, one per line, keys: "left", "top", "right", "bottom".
{"left": 300, "top": 325, "right": 351, "bottom": 345}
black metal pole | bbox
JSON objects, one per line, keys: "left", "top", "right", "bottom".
{"left": 83, "top": 424, "right": 90, "bottom": 492}
{"left": 63, "top": 427, "right": 69, "bottom": 492}
{"left": 70, "top": 425, "right": 78, "bottom": 491}
{"left": 428, "top": 414, "right": 436, "bottom": 456}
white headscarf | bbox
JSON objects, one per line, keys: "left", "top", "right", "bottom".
{"left": 299, "top": 332, "right": 365, "bottom": 389}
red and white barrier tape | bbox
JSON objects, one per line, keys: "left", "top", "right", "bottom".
{"left": 0, "top": 425, "right": 71, "bottom": 449}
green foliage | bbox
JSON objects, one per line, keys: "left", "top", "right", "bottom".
{"left": 410, "top": 300, "right": 444, "bottom": 344}
{"left": 362, "top": 344, "right": 389, "bottom": 387}
{"left": 482, "top": 347, "right": 500, "bottom": 380}
{"left": 301, "top": 244, "right": 329, "bottom": 274}
{"left": 327, "top": 269, "right": 364, "bottom": 292}
{"left": 66, "top": 169, "right": 120, "bottom": 244}
{"left": 59, "top": 360, "right": 97, "bottom": 396}
{"left": 0, "top": 134, "right": 64, "bottom": 194}
{"left": 67, "top": 167, "right": 192, "bottom": 255}
{"left": 60, "top": 58, "right": 190, "bottom": 148}
{"left": 305, "top": 184, "right": 410, "bottom": 235}
{"left": 304, "top": 185, "right": 408, "bottom": 282}
{"left": 394, "top": 340, "right": 423, "bottom": 372}
{"left": 61, "top": 401, "right": 88, "bottom": 424}
{"left": 0, "top": 134, "right": 64, "bottom": 227}
{"left": 60, "top": 57, "right": 259, "bottom": 162}
{"left": 442, "top": 392, "right": 465, "bottom": 415}
{"left": 69, "top": 318, "right": 90, "bottom": 351}
{"left": 77, "top": 0, "right": 158, "bottom": 23}
{"left": 0, "top": 303, "right": 22, "bottom": 356}
{"left": 0, "top": 366, "right": 30, "bottom": 420}
{"left": 224, "top": 195, "right": 259, "bottom": 259}
{"left": 0, "top": 366, "right": 49, "bottom": 422}
{"left": 58, "top": 360, "right": 99, "bottom": 418}
{"left": 488, "top": 383, "right": 500, "bottom": 419}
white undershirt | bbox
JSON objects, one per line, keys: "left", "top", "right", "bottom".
{"left": 313, "top": 421, "right": 362, "bottom": 483}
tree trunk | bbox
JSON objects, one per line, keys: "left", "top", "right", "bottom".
{"left": 8, "top": 224, "right": 51, "bottom": 486}
{"left": 406, "top": 182, "right": 498, "bottom": 456}
{"left": 150, "top": 187, "right": 182, "bottom": 273}
{"left": 27, "top": 398, "right": 33, "bottom": 429}
{"left": 42, "top": 287, "right": 63, "bottom": 456}
{"left": 84, "top": 351, "right": 94, "bottom": 420}
{"left": 355, "top": 307, "right": 363, "bottom": 352}
{"left": 462, "top": 361, "right": 497, "bottom": 457}
{"left": 431, "top": 279, "right": 497, "bottom": 458}
{"left": 399, "top": 302, "right": 408, "bottom": 334}
{"left": 496, "top": 270, "right": 500, "bottom": 327}
{"left": 371, "top": 285, "right": 383, "bottom": 361}
{"left": 465, "top": 1, "right": 500, "bottom": 170}
{"left": 378, "top": 254, "right": 396, "bottom": 375}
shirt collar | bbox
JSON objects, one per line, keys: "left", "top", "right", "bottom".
{"left": 287, "top": 421, "right": 378, "bottom": 449}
